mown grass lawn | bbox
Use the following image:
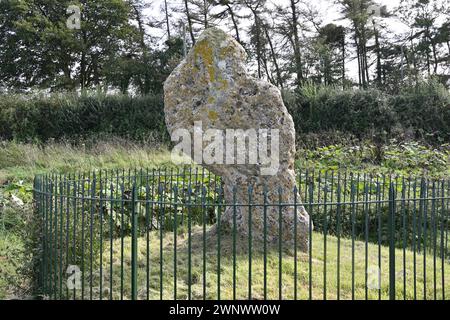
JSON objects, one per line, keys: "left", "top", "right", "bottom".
{"left": 65, "top": 226, "right": 450, "bottom": 300}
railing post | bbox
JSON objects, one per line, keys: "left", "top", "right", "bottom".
{"left": 131, "top": 183, "right": 138, "bottom": 300}
{"left": 389, "top": 181, "right": 396, "bottom": 300}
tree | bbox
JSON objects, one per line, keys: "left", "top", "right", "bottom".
{"left": 163, "top": 0, "right": 171, "bottom": 39}
{"left": 337, "top": 0, "right": 376, "bottom": 88}
{"left": 272, "top": 1, "right": 304, "bottom": 86}
{"left": 243, "top": 0, "right": 267, "bottom": 79}
{"left": 0, "top": 0, "right": 137, "bottom": 91}
{"left": 209, "top": 0, "right": 244, "bottom": 44}
{"left": 398, "top": 0, "right": 450, "bottom": 86}
{"left": 316, "top": 24, "right": 346, "bottom": 86}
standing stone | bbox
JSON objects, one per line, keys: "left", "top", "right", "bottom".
{"left": 164, "top": 27, "right": 312, "bottom": 251}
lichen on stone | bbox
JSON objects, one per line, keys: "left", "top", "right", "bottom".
{"left": 208, "top": 110, "right": 218, "bottom": 121}
{"left": 193, "top": 39, "right": 215, "bottom": 82}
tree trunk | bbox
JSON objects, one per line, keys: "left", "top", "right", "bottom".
{"left": 290, "top": 0, "right": 303, "bottom": 86}
{"left": 263, "top": 25, "right": 284, "bottom": 88}
{"left": 374, "top": 27, "right": 382, "bottom": 86}
{"left": 355, "top": 35, "right": 362, "bottom": 87}
{"left": 133, "top": 4, "right": 150, "bottom": 94}
{"left": 164, "top": 0, "right": 171, "bottom": 39}
{"left": 254, "top": 13, "right": 262, "bottom": 78}
{"left": 80, "top": 30, "right": 87, "bottom": 89}
{"left": 226, "top": 4, "right": 241, "bottom": 44}
{"left": 184, "top": 0, "right": 196, "bottom": 45}
{"left": 341, "top": 35, "right": 345, "bottom": 89}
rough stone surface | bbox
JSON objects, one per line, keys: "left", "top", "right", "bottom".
{"left": 164, "top": 27, "right": 312, "bottom": 251}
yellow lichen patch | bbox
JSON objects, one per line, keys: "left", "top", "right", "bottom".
{"left": 207, "top": 96, "right": 215, "bottom": 104}
{"left": 208, "top": 110, "right": 218, "bottom": 121}
{"left": 218, "top": 79, "right": 228, "bottom": 90}
{"left": 193, "top": 39, "right": 215, "bottom": 82}
{"left": 219, "top": 45, "right": 235, "bottom": 59}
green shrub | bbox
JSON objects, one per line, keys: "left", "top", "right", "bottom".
{"left": 285, "top": 80, "right": 450, "bottom": 145}
{"left": 0, "top": 93, "right": 169, "bottom": 143}
{"left": 391, "top": 80, "right": 450, "bottom": 143}
{"left": 286, "top": 84, "right": 398, "bottom": 141}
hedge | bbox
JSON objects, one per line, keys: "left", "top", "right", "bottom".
{"left": 0, "top": 81, "right": 449, "bottom": 145}
{"left": 0, "top": 93, "right": 168, "bottom": 143}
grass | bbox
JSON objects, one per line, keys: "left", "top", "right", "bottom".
{"left": 61, "top": 226, "right": 450, "bottom": 300}
{"left": 0, "top": 139, "right": 178, "bottom": 299}
{"left": 2, "top": 139, "right": 450, "bottom": 300}
{"left": 0, "top": 233, "right": 24, "bottom": 299}
{"left": 0, "top": 139, "right": 176, "bottom": 184}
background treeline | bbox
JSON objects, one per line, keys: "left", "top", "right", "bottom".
{"left": 0, "top": 0, "right": 449, "bottom": 146}
{"left": 1, "top": 0, "right": 449, "bottom": 93}
{"left": 1, "top": 79, "right": 449, "bottom": 146}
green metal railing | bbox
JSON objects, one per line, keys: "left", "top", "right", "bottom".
{"left": 33, "top": 168, "right": 450, "bottom": 300}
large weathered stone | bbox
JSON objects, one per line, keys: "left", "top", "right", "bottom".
{"left": 164, "top": 27, "right": 312, "bottom": 251}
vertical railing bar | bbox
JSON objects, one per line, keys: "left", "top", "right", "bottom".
{"left": 80, "top": 174, "right": 86, "bottom": 300}
{"left": 263, "top": 186, "right": 268, "bottom": 300}
{"left": 47, "top": 174, "right": 52, "bottom": 299}
{"left": 187, "top": 185, "right": 192, "bottom": 300}
{"left": 278, "top": 187, "right": 282, "bottom": 300}
{"left": 323, "top": 170, "right": 329, "bottom": 301}
{"left": 350, "top": 174, "right": 356, "bottom": 300}
{"left": 120, "top": 179, "right": 125, "bottom": 300}
{"left": 59, "top": 177, "right": 64, "bottom": 299}
{"left": 445, "top": 180, "right": 449, "bottom": 261}
{"left": 65, "top": 177, "right": 70, "bottom": 299}
{"left": 364, "top": 176, "right": 368, "bottom": 300}
{"left": 53, "top": 175, "right": 58, "bottom": 300}
{"left": 413, "top": 180, "right": 417, "bottom": 300}
{"left": 249, "top": 185, "right": 253, "bottom": 300}
{"left": 423, "top": 178, "right": 428, "bottom": 300}
{"left": 376, "top": 176, "right": 381, "bottom": 300}
{"left": 159, "top": 181, "right": 165, "bottom": 300}
{"left": 308, "top": 178, "right": 313, "bottom": 300}
{"left": 109, "top": 182, "right": 114, "bottom": 300}
{"left": 232, "top": 186, "right": 237, "bottom": 300}
{"left": 99, "top": 176, "right": 104, "bottom": 300}
{"left": 389, "top": 180, "right": 396, "bottom": 301}
{"left": 202, "top": 186, "right": 207, "bottom": 300}
{"left": 401, "top": 177, "right": 407, "bottom": 300}
{"left": 131, "top": 183, "right": 138, "bottom": 301}
{"left": 432, "top": 181, "right": 437, "bottom": 300}
{"left": 217, "top": 184, "right": 222, "bottom": 300}
{"left": 337, "top": 174, "right": 342, "bottom": 301}
{"left": 173, "top": 184, "right": 178, "bottom": 300}
{"left": 41, "top": 175, "right": 46, "bottom": 296}
{"left": 89, "top": 173, "right": 96, "bottom": 300}
{"left": 406, "top": 176, "right": 412, "bottom": 300}
{"left": 330, "top": 171, "right": 335, "bottom": 299}
{"left": 48, "top": 174, "right": 52, "bottom": 298}
{"left": 440, "top": 179, "right": 445, "bottom": 300}
{"left": 294, "top": 185, "right": 298, "bottom": 300}
{"left": 72, "top": 177, "right": 78, "bottom": 300}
